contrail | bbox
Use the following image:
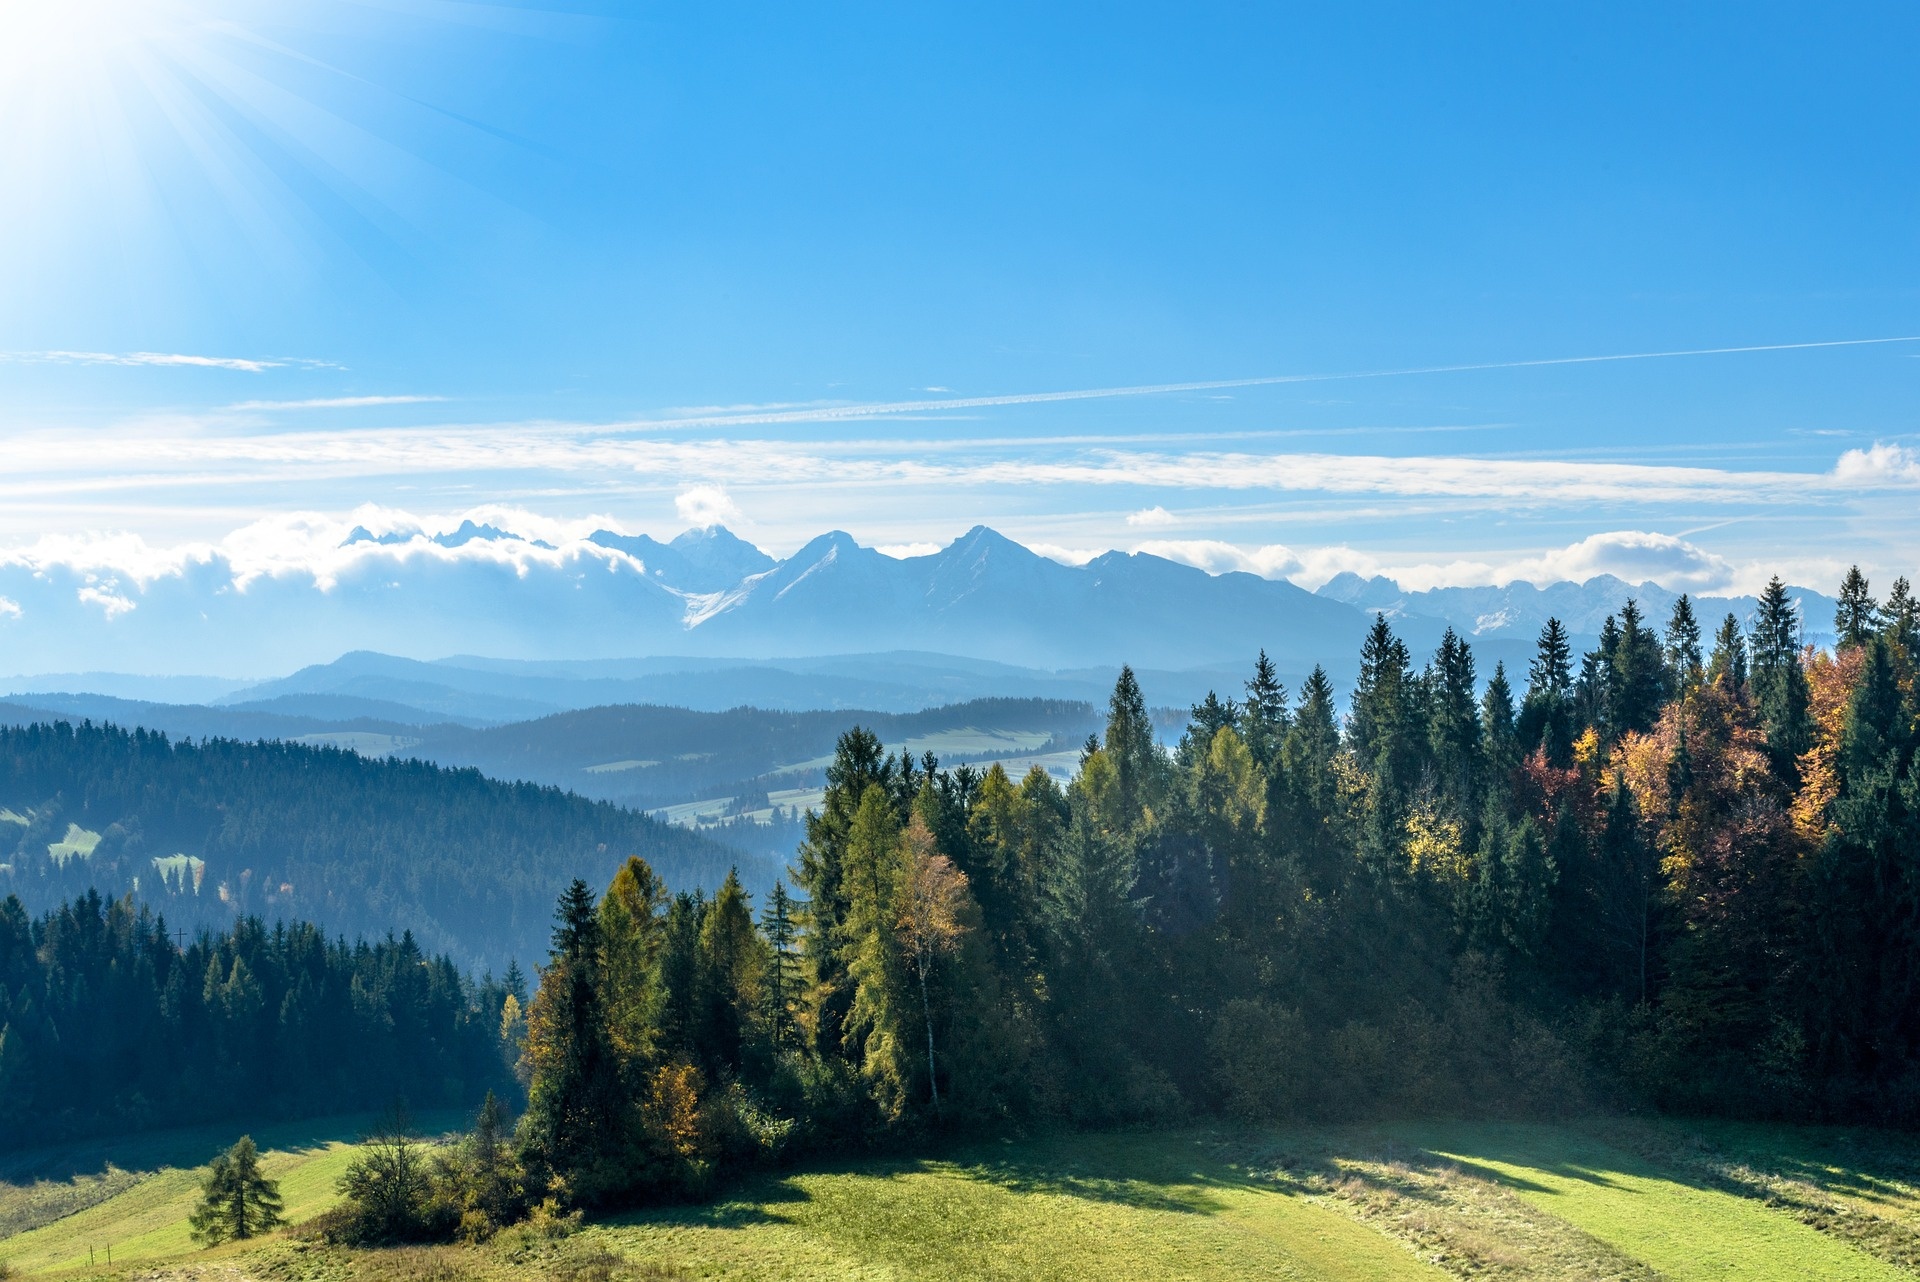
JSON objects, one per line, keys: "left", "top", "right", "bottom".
{"left": 620, "top": 335, "right": 1920, "bottom": 431}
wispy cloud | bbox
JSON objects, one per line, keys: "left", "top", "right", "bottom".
{"left": 0, "top": 419, "right": 1907, "bottom": 509}
{"left": 226, "top": 395, "right": 446, "bottom": 411}
{"left": 609, "top": 335, "right": 1920, "bottom": 432}
{"left": 2, "top": 351, "right": 342, "bottom": 373}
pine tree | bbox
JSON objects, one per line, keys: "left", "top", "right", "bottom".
{"left": 1519, "top": 619, "right": 1576, "bottom": 765}
{"left": 760, "top": 882, "right": 802, "bottom": 1049}
{"left": 1835, "top": 566, "right": 1878, "bottom": 649}
{"left": 1708, "top": 612, "right": 1748, "bottom": 692}
{"left": 189, "top": 1135, "right": 285, "bottom": 1244}
{"left": 1665, "top": 594, "right": 1704, "bottom": 694}
{"left": 1751, "top": 577, "right": 1813, "bottom": 779}
{"left": 1427, "top": 629, "right": 1482, "bottom": 821}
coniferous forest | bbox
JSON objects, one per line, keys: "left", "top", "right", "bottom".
{"left": 8, "top": 569, "right": 1920, "bottom": 1231}
{"left": 0, "top": 726, "right": 747, "bottom": 970}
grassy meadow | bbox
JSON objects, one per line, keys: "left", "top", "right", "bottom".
{"left": 6, "top": 1118, "right": 1920, "bottom": 1281}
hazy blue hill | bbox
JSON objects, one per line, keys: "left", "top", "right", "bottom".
{"left": 0, "top": 720, "right": 755, "bottom": 972}
{"left": 422, "top": 696, "right": 1106, "bottom": 810}
{"left": 219, "top": 691, "right": 494, "bottom": 727}
{"left": 0, "top": 691, "right": 429, "bottom": 744}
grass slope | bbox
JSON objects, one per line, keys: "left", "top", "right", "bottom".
{"left": 1407, "top": 1122, "right": 1910, "bottom": 1281}
{"left": 594, "top": 1133, "right": 1444, "bottom": 1281}
{"left": 0, "top": 1113, "right": 462, "bottom": 1276}
{"left": 12, "top": 1120, "right": 1920, "bottom": 1281}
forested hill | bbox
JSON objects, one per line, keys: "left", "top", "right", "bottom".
{"left": 0, "top": 722, "right": 759, "bottom": 971}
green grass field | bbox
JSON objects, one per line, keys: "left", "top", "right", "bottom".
{"left": 8, "top": 1118, "right": 1920, "bottom": 1281}
{"left": 0, "top": 1112, "right": 464, "bottom": 1277}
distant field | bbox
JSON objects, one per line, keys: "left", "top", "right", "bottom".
{"left": 9, "top": 1118, "right": 1920, "bottom": 1280}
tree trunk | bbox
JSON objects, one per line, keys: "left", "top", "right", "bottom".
{"left": 918, "top": 964, "right": 939, "bottom": 1111}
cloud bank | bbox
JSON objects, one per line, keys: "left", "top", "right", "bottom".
{"left": 0, "top": 507, "right": 1806, "bottom": 677}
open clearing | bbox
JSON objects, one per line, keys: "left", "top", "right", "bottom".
{"left": 8, "top": 1119, "right": 1920, "bottom": 1281}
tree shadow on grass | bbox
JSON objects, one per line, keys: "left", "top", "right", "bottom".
{"left": 0, "top": 1109, "right": 469, "bottom": 1185}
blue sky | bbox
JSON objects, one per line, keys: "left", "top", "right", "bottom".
{"left": 3, "top": 1, "right": 1919, "bottom": 600}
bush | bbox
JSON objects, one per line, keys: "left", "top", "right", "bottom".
{"left": 1208, "top": 1000, "right": 1308, "bottom": 1121}
{"left": 329, "top": 1113, "right": 450, "bottom": 1245}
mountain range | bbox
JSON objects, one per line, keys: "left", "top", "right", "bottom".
{"left": 0, "top": 522, "right": 1839, "bottom": 679}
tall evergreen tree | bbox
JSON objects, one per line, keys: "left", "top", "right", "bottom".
{"left": 1751, "top": 577, "right": 1813, "bottom": 780}
{"left": 796, "top": 727, "right": 892, "bottom": 1057}
{"left": 1427, "top": 629, "right": 1482, "bottom": 821}
{"left": 1606, "top": 600, "right": 1668, "bottom": 738}
{"left": 519, "top": 880, "right": 632, "bottom": 1204}
{"left": 1519, "top": 619, "right": 1576, "bottom": 765}
{"left": 1708, "top": 612, "right": 1748, "bottom": 693}
{"left": 1240, "top": 650, "right": 1289, "bottom": 769}
{"left": 1480, "top": 661, "right": 1518, "bottom": 784}
{"left": 760, "top": 882, "right": 802, "bottom": 1050}
{"left": 1836, "top": 566, "right": 1878, "bottom": 649}
{"left": 1881, "top": 576, "right": 1919, "bottom": 656}
{"left": 1665, "top": 594, "right": 1705, "bottom": 694}
{"left": 1104, "top": 665, "right": 1164, "bottom": 824}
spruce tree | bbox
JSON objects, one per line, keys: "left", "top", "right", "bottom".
{"left": 760, "top": 882, "right": 802, "bottom": 1049}
{"left": 1480, "top": 661, "right": 1518, "bottom": 783}
{"left": 1240, "top": 649, "right": 1289, "bottom": 768}
{"left": 1350, "top": 616, "right": 1415, "bottom": 769}
{"left": 1664, "top": 594, "right": 1704, "bottom": 694}
{"left": 1751, "top": 577, "right": 1813, "bottom": 779}
{"left": 518, "top": 880, "right": 631, "bottom": 1204}
{"left": 1606, "top": 599, "right": 1667, "bottom": 737}
{"left": 1104, "top": 665, "right": 1163, "bottom": 824}
{"left": 796, "top": 727, "right": 891, "bottom": 1057}
{"left": 1708, "top": 612, "right": 1748, "bottom": 692}
{"left": 1835, "top": 566, "right": 1878, "bottom": 649}
{"left": 1519, "top": 618, "right": 1575, "bottom": 765}
{"left": 1528, "top": 618, "right": 1574, "bottom": 694}
{"left": 1881, "top": 576, "right": 1919, "bottom": 655}
{"left": 1427, "top": 629, "right": 1482, "bottom": 821}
